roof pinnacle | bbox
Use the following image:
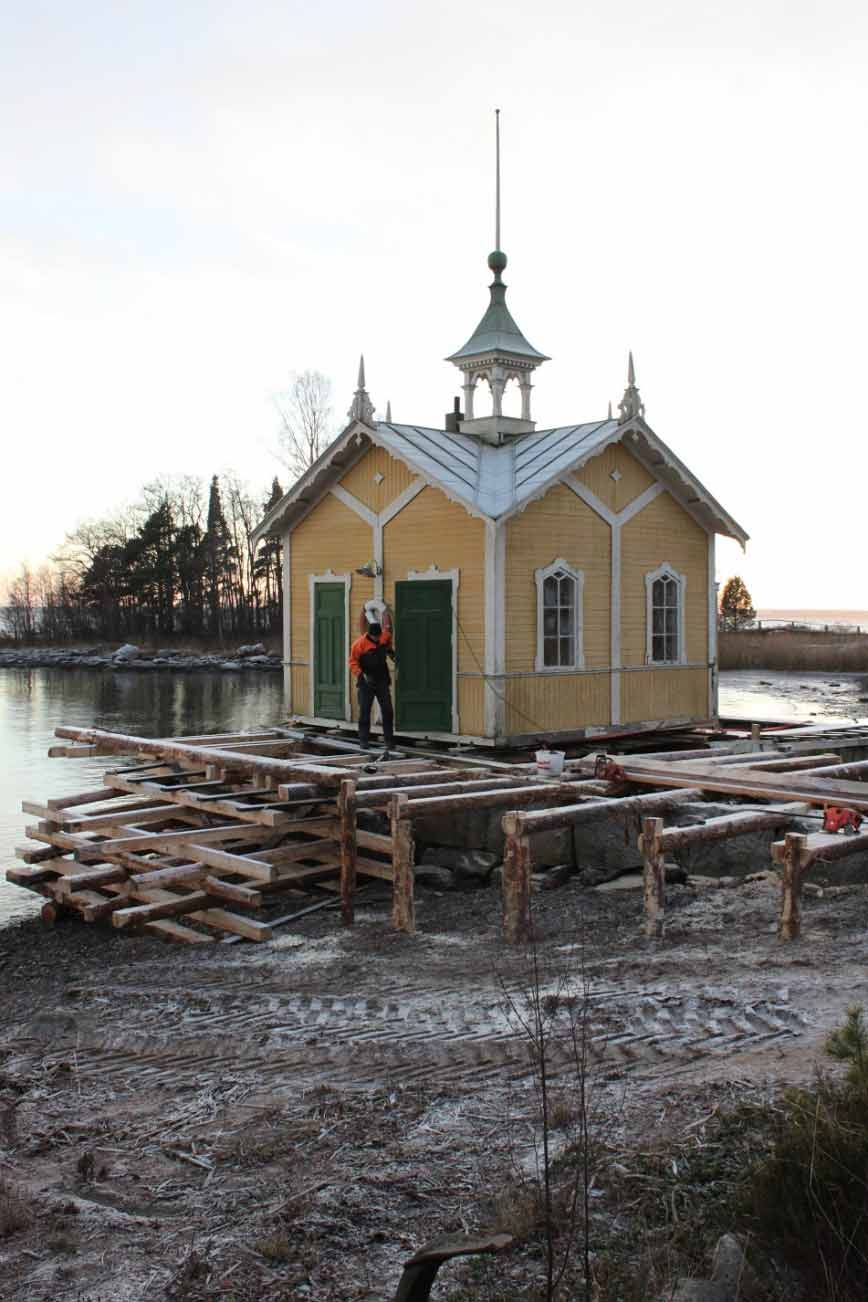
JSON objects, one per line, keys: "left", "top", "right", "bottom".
{"left": 348, "top": 354, "right": 375, "bottom": 426}
{"left": 618, "top": 351, "right": 645, "bottom": 424}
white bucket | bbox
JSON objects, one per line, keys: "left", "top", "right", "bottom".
{"left": 535, "top": 749, "right": 566, "bottom": 778}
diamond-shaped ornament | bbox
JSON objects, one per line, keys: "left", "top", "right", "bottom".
{"left": 373, "top": 472, "right": 385, "bottom": 485}
{"left": 610, "top": 468, "right": 622, "bottom": 483}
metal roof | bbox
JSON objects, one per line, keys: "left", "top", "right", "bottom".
{"left": 446, "top": 274, "right": 549, "bottom": 364}
{"left": 253, "top": 416, "right": 748, "bottom": 546}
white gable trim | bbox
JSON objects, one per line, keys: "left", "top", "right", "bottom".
{"left": 282, "top": 530, "right": 292, "bottom": 708}
{"left": 329, "top": 484, "right": 377, "bottom": 526}
{"left": 380, "top": 478, "right": 427, "bottom": 525}
{"left": 645, "top": 562, "right": 687, "bottom": 666}
{"left": 534, "top": 558, "right": 585, "bottom": 673}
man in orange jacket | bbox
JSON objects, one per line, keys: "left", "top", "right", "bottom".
{"left": 348, "top": 605, "right": 396, "bottom": 752}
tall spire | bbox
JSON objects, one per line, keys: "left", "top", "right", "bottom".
{"left": 347, "top": 353, "right": 375, "bottom": 426}
{"left": 446, "top": 111, "right": 548, "bottom": 442}
{"left": 495, "top": 107, "right": 501, "bottom": 253}
{"left": 618, "top": 351, "right": 645, "bottom": 424}
{"left": 385, "top": 400, "right": 392, "bottom": 423}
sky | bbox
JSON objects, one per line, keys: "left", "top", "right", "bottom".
{"left": 2, "top": 0, "right": 867, "bottom": 607}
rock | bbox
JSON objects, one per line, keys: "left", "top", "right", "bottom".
{"left": 574, "top": 817, "right": 643, "bottom": 876}
{"left": 413, "top": 864, "right": 456, "bottom": 891}
{"left": 246, "top": 655, "right": 272, "bottom": 665}
{"left": 528, "top": 827, "right": 575, "bottom": 869}
{"left": 420, "top": 847, "right": 498, "bottom": 884}
{"left": 237, "top": 643, "right": 266, "bottom": 657}
{"left": 220, "top": 660, "right": 243, "bottom": 670}
{"left": 668, "top": 1233, "right": 762, "bottom": 1302}
{"left": 112, "top": 643, "right": 139, "bottom": 661}
{"left": 531, "top": 863, "right": 573, "bottom": 891}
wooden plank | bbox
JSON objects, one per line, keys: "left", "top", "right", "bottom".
{"left": 605, "top": 761, "right": 868, "bottom": 813}
{"left": 355, "top": 829, "right": 392, "bottom": 853}
{"left": 145, "top": 919, "right": 214, "bottom": 944}
{"left": 113, "top": 893, "right": 212, "bottom": 928}
{"left": 502, "top": 834, "right": 531, "bottom": 945}
{"left": 404, "top": 779, "right": 612, "bottom": 818}
{"left": 506, "top": 788, "right": 702, "bottom": 836}
{"left": 47, "top": 787, "right": 133, "bottom": 810}
{"left": 53, "top": 726, "right": 351, "bottom": 789}
{"left": 390, "top": 795, "right": 415, "bottom": 934}
{"left": 639, "top": 817, "right": 665, "bottom": 940}
{"left": 339, "top": 778, "right": 357, "bottom": 927}
{"left": 79, "top": 824, "right": 262, "bottom": 855}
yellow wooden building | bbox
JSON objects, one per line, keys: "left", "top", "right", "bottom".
{"left": 254, "top": 244, "right": 747, "bottom": 748}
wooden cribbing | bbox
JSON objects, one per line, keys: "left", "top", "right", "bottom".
{"left": 639, "top": 817, "right": 665, "bottom": 939}
{"left": 606, "top": 761, "right": 868, "bottom": 812}
{"left": 390, "top": 794, "right": 415, "bottom": 934}
{"left": 402, "top": 779, "right": 613, "bottom": 819}
{"left": 659, "top": 805, "right": 807, "bottom": 853}
{"left": 53, "top": 726, "right": 352, "bottom": 789}
{"left": 502, "top": 833, "right": 531, "bottom": 944}
{"left": 339, "top": 779, "right": 357, "bottom": 927}
{"left": 779, "top": 832, "right": 807, "bottom": 941}
{"left": 112, "top": 892, "right": 211, "bottom": 928}
{"left": 503, "top": 788, "right": 702, "bottom": 836}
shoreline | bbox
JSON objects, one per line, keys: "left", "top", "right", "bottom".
{"left": 0, "top": 645, "right": 282, "bottom": 673}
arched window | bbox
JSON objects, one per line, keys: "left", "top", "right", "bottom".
{"left": 645, "top": 564, "right": 686, "bottom": 664}
{"left": 535, "top": 559, "right": 584, "bottom": 671}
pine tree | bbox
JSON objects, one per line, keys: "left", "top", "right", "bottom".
{"left": 254, "top": 476, "right": 284, "bottom": 633}
{"left": 718, "top": 576, "right": 756, "bottom": 631}
{"left": 204, "top": 476, "right": 231, "bottom": 639}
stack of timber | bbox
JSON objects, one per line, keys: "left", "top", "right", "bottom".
{"left": 9, "top": 725, "right": 622, "bottom": 944}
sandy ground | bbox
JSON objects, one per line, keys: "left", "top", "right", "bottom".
{"left": 2, "top": 870, "right": 868, "bottom": 1301}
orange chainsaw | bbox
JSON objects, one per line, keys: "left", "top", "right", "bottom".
{"left": 823, "top": 806, "right": 863, "bottom": 835}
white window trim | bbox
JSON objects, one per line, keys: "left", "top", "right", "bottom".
{"left": 403, "top": 565, "right": 460, "bottom": 736}
{"left": 645, "top": 562, "right": 687, "bottom": 666}
{"left": 308, "top": 570, "right": 352, "bottom": 722}
{"left": 535, "top": 558, "right": 585, "bottom": 673}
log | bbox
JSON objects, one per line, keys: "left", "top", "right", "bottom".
{"left": 639, "top": 817, "right": 665, "bottom": 939}
{"left": 504, "top": 788, "right": 702, "bottom": 836}
{"left": 403, "top": 779, "right": 613, "bottom": 818}
{"left": 393, "top": 1231, "right": 513, "bottom": 1301}
{"left": 779, "top": 832, "right": 807, "bottom": 941}
{"left": 659, "top": 805, "right": 806, "bottom": 853}
{"left": 355, "top": 778, "right": 524, "bottom": 809}
{"left": 608, "top": 761, "right": 868, "bottom": 812}
{"left": 112, "top": 893, "right": 211, "bottom": 928}
{"left": 502, "top": 834, "right": 531, "bottom": 945}
{"left": 339, "top": 779, "right": 357, "bottom": 927}
{"left": 390, "top": 795, "right": 415, "bottom": 934}
{"left": 53, "top": 726, "right": 352, "bottom": 789}
{"left": 790, "top": 758, "right": 868, "bottom": 780}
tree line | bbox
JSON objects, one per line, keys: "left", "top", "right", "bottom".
{"left": 2, "top": 472, "right": 286, "bottom": 645}
{"left": 1, "top": 370, "right": 338, "bottom": 646}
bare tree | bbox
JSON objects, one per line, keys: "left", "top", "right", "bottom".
{"left": 274, "top": 369, "right": 333, "bottom": 480}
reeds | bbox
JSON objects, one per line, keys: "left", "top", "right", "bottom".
{"left": 719, "top": 629, "right": 868, "bottom": 673}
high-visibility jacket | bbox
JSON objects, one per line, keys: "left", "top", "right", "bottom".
{"left": 349, "top": 630, "right": 394, "bottom": 684}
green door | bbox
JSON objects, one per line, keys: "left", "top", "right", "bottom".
{"left": 395, "top": 580, "right": 453, "bottom": 732}
{"left": 313, "top": 583, "right": 345, "bottom": 719}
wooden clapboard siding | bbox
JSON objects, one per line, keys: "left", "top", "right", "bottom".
{"left": 621, "top": 667, "right": 709, "bottom": 724}
{"left": 575, "top": 445, "right": 656, "bottom": 515}
{"left": 620, "top": 491, "right": 709, "bottom": 667}
{"left": 503, "top": 672, "right": 611, "bottom": 735}
{"left": 504, "top": 484, "right": 611, "bottom": 672}
{"left": 290, "top": 493, "right": 373, "bottom": 719}
{"left": 383, "top": 486, "right": 485, "bottom": 735}
{"left": 339, "top": 445, "right": 416, "bottom": 515}
{"left": 458, "top": 677, "right": 486, "bottom": 739}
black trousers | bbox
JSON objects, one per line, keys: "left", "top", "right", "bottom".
{"left": 357, "top": 676, "right": 394, "bottom": 747}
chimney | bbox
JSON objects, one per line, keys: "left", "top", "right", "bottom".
{"left": 444, "top": 395, "right": 464, "bottom": 432}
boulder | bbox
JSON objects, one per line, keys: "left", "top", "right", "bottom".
{"left": 112, "top": 643, "right": 139, "bottom": 661}
{"left": 420, "top": 847, "right": 498, "bottom": 885}
{"left": 413, "top": 864, "right": 456, "bottom": 891}
{"left": 237, "top": 643, "right": 266, "bottom": 657}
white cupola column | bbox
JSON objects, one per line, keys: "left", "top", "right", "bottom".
{"left": 462, "top": 376, "right": 476, "bottom": 420}
{"left": 519, "top": 374, "right": 533, "bottom": 421}
{"left": 490, "top": 364, "right": 506, "bottom": 417}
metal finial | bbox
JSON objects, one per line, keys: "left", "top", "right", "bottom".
{"left": 627, "top": 351, "right": 635, "bottom": 386}
{"left": 495, "top": 108, "right": 501, "bottom": 252}
{"left": 358, "top": 354, "right": 366, "bottom": 388}
{"left": 618, "top": 351, "right": 645, "bottom": 424}
{"left": 348, "top": 355, "right": 375, "bottom": 426}
{"left": 385, "top": 400, "right": 392, "bottom": 423}
{"left": 607, "top": 400, "right": 613, "bottom": 420}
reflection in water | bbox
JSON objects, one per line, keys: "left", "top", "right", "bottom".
{"left": 0, "top": 669, "right": 285, "bottom": 925}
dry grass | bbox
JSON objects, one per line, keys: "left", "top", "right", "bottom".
{"left": 493, "top": 1178, "right": 544, "bottom": 1242}
{"left": 0, "top": 1179, "right": 33, "bottom": 1239}
{"left": 719, "top": 629, "right": 868, "bottom": 673}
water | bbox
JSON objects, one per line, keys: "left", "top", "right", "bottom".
{"left": 0, "top": 668, "right": 284, "bottom": 925}
{"left": 2, "top": 665, "right": 868, "bottom": 928}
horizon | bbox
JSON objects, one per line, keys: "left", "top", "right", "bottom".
{"left": 3, "top": 1, "right": 867, "bottom": 607}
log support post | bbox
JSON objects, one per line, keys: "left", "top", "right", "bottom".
{"left": 338, "top": 778, "right": 358, "bottom": 927}
{"left": 390, "top": 794, "right": 415, "bottom": 934}
{"left": 779, "top": 831, "right": 808, "bottom": 941}
{"left": 502, "top": 815, "right": 532, "bottom": 945}
{"left": 640, "top": 816, "right": 665, "bottom": 940}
